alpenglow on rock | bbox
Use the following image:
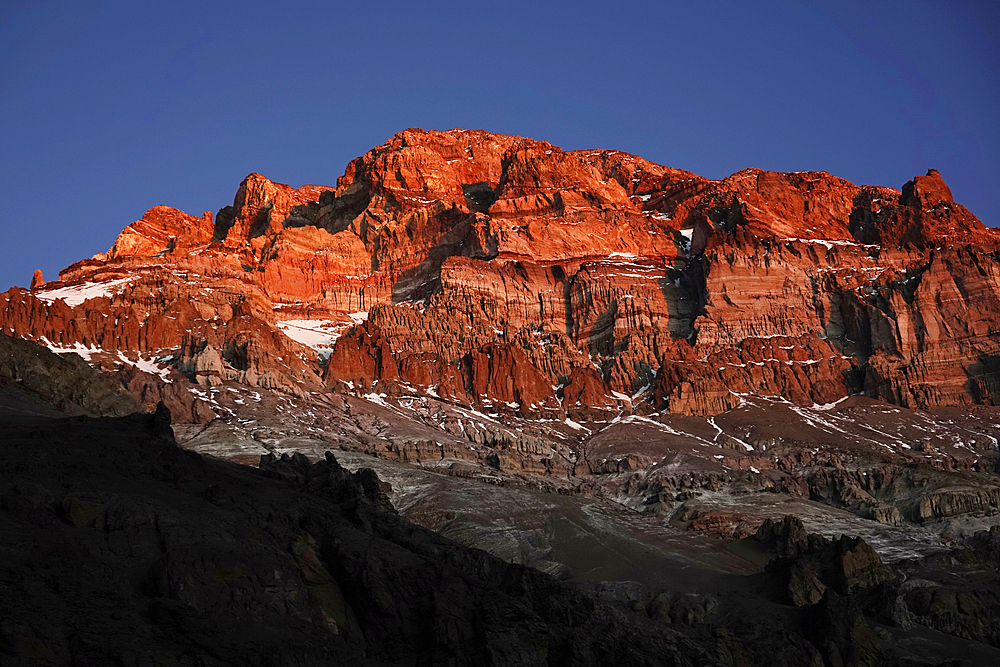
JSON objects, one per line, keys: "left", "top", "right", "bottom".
{"left": 2, "top": 128, "right": 999, "bottom": 420}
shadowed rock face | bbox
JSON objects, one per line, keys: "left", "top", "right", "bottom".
{"left": 3, "top": 405, "right": 1000, "bottom": 666}
{"left": 0, "top": 332, "right": 140, "bottom": 417}
{"left": 0, "top": 406, "right": 729, "bottom": 666}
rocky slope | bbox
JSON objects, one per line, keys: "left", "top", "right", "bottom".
{"left": 0, "top": 406, "right": 721, "bottom": 666}
{"left": 3, "top": 401, "right": 1000, "bottom": 666}
{"left": 0, "top": 333, "right": 140, "bottom": 417}
{"left": 2, "top": 128, "right": 1000, "bottom": 566}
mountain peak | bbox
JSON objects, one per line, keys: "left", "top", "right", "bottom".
{"left": 900, "top": 168, "right": 954, "bottom": 209}
{"left": 3, "top": 129, "right": 999, "bottom": 423}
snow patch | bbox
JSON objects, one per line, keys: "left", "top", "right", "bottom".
{"left": 276, "top": 312, "right": 369, "bottom": 355}
{"left": 363, "top": 392, "right": 389, "bottom": 407}
{"left": 42, "top": 340, "right": 101, "bottom": 361}
{"left": 116, "top": 351, "right": 173, "bottom": 383}
{"left": 35, "top": 277, "right": 136, "bottom": 307}
{"left": 811, "top": 396, "right": 850, "bottom": 411}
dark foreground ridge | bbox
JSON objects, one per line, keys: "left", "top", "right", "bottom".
{"left": 0, "top": 333, "right": 140, "bottom": 418}
{"left": 0, "top": 407, "right": 719, "bottom": 666}
{"left": 3, "top": 403, "right": 1000, "bottom": 666}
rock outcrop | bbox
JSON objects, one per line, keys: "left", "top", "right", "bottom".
{"left": 759, "top": 517, "right": 895, "bottom": 607}
{"left": 107, "top": 206, "right": 215, "bottom": 259}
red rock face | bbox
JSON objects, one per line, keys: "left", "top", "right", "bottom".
{"left": 108, "top": 206, "right": 215, "bottom": 259}
{"left": 2, "top": 129, "right": 998, "bottom": 420}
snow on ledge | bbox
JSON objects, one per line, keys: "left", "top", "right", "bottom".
{"left": 811, "top": 395, "right": 850, "bottom": 411}
{"left": 41, "top": 339, "right": 101, "bottom": 362}
{"left": 116, "top": 351, "right": 174, "bottom": 383}
{"left": 276, "top": 312, "right": 369, "bottom": 354}
{"left": 41, "top": 340, "right": 174, "bottom": 383}
{"left": 34, "top": 278, "right": 136, "bottom": 307}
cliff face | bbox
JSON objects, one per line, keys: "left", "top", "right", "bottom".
{"left": 2, "top": 128, "right": 998, "bottom": 421}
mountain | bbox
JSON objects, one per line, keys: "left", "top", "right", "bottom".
{"left": 3, "top": 128, "right": 1000, "bottom": 554}
{"left": 3, "top": 127, "right": 1000, "bottom": 664}
{"left": 8, "top": 129, "right": 1000, "bottom": 414}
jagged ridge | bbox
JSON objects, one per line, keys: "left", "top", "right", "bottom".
{"left": 2, "top": 128, "right": 998, "bottom": 422}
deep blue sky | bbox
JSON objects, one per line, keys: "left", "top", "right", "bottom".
{"left": 2, "top": 0, "right": 997, "bottom": 290}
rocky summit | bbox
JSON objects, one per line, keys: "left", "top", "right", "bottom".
{"left": 3, "top": 128, "right": 1000, "bottom": 664}
{"left": 5, "top": 129, "right": 1000, "bottom": 417}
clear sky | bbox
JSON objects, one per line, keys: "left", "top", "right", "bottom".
{"left": 1, "top": 0, "right": 997, "bottom": 290}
